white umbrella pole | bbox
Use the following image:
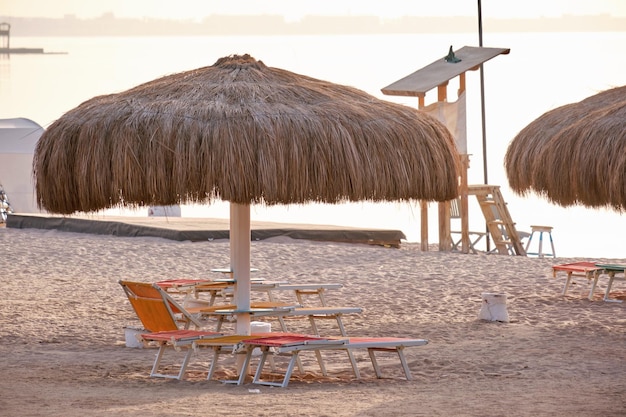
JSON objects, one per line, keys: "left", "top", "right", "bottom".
{"left": 230, "top": 202, "right": 251, "bottom": 335}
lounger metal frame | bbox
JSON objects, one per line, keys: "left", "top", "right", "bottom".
{"left": 234, "top": 336, "right": 428, "bottom": 388}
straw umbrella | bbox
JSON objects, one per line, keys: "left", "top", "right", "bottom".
{"left": 34, "top": 54, "right": 460, "bottom": 334}
{"left": 505, "top": 85, "right": 626, "bottom": 211}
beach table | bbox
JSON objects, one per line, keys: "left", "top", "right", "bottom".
{"left": 552, "top": 261, "right": 604, "bottom": 300}
{"left": 594, "top": 263, "right": 626, "bottom": 303}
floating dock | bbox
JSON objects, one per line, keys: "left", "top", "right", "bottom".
{"left": 0, "top": 47, "right": 44, "bottom": 54}
{"left": 0, "top": 22, "right": 66, "bottom": 55}
{"left": 0, "top": 48, "right": 67, "bottom": 54}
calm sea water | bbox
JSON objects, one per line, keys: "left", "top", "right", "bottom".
{"left": 2, "top": 32, "right": 625, "bottom": 258}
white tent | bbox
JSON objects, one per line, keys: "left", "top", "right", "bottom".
{"left": 0, "top": 118, "right": 44, "bottom": 213}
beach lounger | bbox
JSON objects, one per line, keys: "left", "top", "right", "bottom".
{"left": 552, "top": 262, "right": 604, "bottom": 300}
{"left": 191, "top": 332, "right": 314, "bottom": 382}
{"left": 239, "top": 335, "right": 429, "bottom": 388}
{"left": 191, "top": 334, "right": 274, "bottom": 382}
{"left": 199, "top": 304, "right": 362, "bottom": 376}
{"left": 157, "top": 278, "right": 285, "bottom": 307}
{"left": 552, "top": 262, "right": 625, "bottom": 302}
{"left": 593, "top": 263, "right": 626, "bottom": 303}
{"left": 198, "top": 304, "right": 361, "bottom": 334}
{"left": 276, "top": 305, "right": 363, "bottom": 375}
{"left": 264, "top": 283, "right": 344, "bottom": 306}
{"left": 119, "top": 280, "right": 222, "bottom": 379}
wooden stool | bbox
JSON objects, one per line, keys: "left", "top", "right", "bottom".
{"left": 525, "top": 225, "right": 555, "bottom": 258}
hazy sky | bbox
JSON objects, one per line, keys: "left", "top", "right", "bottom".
{"left": 3, "top": 0, "right": 626, "bottom": 21}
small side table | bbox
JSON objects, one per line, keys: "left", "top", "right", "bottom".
{"left": 525, "top": 225, "right": 556, "bottom": 258}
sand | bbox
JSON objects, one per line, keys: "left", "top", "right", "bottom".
{"left": 1, "top": 226, "right": 625, "bottom": 417}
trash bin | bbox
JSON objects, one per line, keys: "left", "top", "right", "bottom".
{"left": 478, "top": 293, "right": 509, "bottom": 322}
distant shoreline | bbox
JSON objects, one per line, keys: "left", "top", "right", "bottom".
{"left": 1, "top": 14, "right": 625, "bottom": 37}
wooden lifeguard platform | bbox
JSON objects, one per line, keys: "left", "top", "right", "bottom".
{"left": 382, "top": 46, "right": 525, "bottom": 255}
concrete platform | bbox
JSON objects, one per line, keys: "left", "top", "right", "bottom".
{"left": 6, "top": 214, "right": 406, "bottom": 247}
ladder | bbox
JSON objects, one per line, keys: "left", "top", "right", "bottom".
{"left": 468, "top": 185, "right": 526, "bottom": 256}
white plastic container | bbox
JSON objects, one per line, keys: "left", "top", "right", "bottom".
{"left": 478, "top": 293, "right": 509, "bottom": 322}
{"left": 250, "top": 321, "right": 271, "bottom": 355}
{"left": 124, "top": 326, "right": 145, "bottom": 348}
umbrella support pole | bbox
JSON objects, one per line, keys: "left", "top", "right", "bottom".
{"left": 231, "top": 203, "right": 252, "bottom": 377}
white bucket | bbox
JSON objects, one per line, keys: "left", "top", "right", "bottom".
{"left": 250, "top": 321, "right": 271, "bottom": 356}
{"left": 124, "top": 326, "right": 145, "bottom": 348}
{"left": 478, "top": 293, "right": 509, "bottom": 322}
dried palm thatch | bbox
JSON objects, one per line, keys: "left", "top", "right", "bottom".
{"left": 505, "top": 85, "right": 626, "bottom": 211}
{"left": 34, "top": 54, "right": 460, "bottom": 215}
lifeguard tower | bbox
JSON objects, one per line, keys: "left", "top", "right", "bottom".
{"left": 382, "top": 46, "right": 526, "bottom": 255}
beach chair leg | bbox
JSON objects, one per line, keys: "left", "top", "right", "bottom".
{"left": 333, "top": 315, "right": 359, "bottom": 379}
{"left": 318, "top": 289, "right": 328, "bottom": 306}
{"left": 275, "top": 316, "right": 304, "bottom": 374}
{"left": 335, "top": 315, "right": 348, "bottom": 336}
{"left": 150, "top": 344, "right": 167, "bottom": 378}
{"left": 396, "top": 348, "right": 413, "bottom": 380}
{"left": 279, "top": 353, "right": 300, "bottom": 388}
{"left": 273, "top": 313, "right": 304, "bottom": 374}
{"left": 347, "top": 349, "right": 361, "bottom": 379}
{"left": 295, "top": 290, "right": 305, "bottom": 306}
{"left": 206, "top": 347, "right": 220, "bottom": 381}
{"left": 306, "top": 316, "right": 327, "bottom": 375}
{"left": 291, "top": 352, "right": 304, "bottom": 375}
{"left": 308, "top": 315, "right": 320, "bottom": 335}
{"left": 562, "top": 272, "right": 572, "bottom": 295}
{"left": 524, "top": 234, "right": 533, "bottom": 252}
{"left": 214, "top": 316, "right": 224, "bottom": 332}
{"left": 367, "top": 349, "right": 382, "bottom": 378}
{"left": 603, "top": 274, "right": 623, "bottom": 303}
{"left": 150, "top": 344, "right": 185, "bottom": 379}
{"left": 251, "top": 348, "right": 270, "bottom": 384}
{"left": 176, "top": 347, "right": 194, "bottom": 380}
{"left": 588, "top": 275, "right": 600, "bottom": 301}
{"left": 222, "top": 349, "right": 253, "bottom": 385}
{"left": 150, "top": 344, "right": 192, "bottom": 380}
{"left": 236, "top": 350, "right": 254, "bottom": 385}
{"left": 314, "top": 350, "right": 327, "bottom": 376}
{"left": 253, "top": 350, "right": 299, "bottom": 388}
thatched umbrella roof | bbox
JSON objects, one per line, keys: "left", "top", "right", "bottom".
{"left": 505, "top": 85, "right": 626, "bottom": 211}
{"left": 34, "top": 54, "right": 459, "bottom": 215}
{"left": 34, "top": 54, "right": 460, "bottom": 335}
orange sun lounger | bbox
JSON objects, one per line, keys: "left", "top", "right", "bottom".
{"left": 119, "top": 280, "right": 223, "bottom": 379}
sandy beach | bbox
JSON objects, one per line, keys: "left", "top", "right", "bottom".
{"left": 1, "top": 225, "right": 625, "bottom": 417}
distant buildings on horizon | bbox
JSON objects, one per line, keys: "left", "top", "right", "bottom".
{"left": 1, "top": 13, "right": 624, "bottom": 36}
